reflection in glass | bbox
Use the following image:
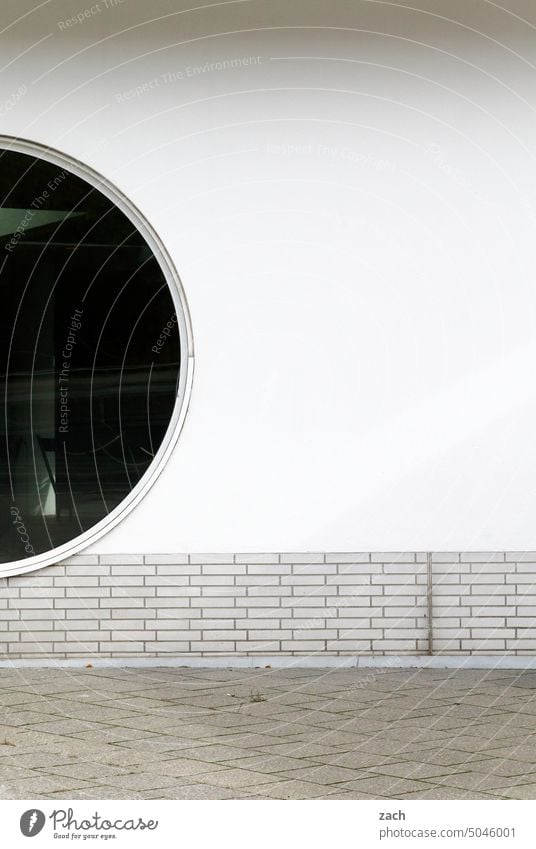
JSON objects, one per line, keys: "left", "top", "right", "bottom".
{"left": 0, "top": 150, "right": 180, "bottom": 564}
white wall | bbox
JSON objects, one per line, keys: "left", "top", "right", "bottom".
{"left": 1, "top": 0, "right": 536, "bottom": 552}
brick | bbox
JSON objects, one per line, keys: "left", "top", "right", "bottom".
{"left": 202, "top": 564, "right": 246, "bottom": 575}
{"left": 190, "top": 598, "right": 236, "bottom": 609}
{"left": 100, "top": 576, "right": 145, "bottom": 586}
{"left": 60, "top": 643, "right": 100, "bottom": 653}
{"left": 430, "top": 618, "right": 461, "bottom": 628}
{"left": 55, "top": 619, "right": 101, "bottom": 631}
{"left": 515, "top": 564, "right": 536, "bottom": 573}
{"left": 370, "top": 553, "right": 416, "bottom": 563}
{"left": 247, "top": 630, "right": 289, "bottom": 640}
{"left": 240, "top": 640, "right": 281, "bottom": 651}
{"left": 144, "top": 554, "right": 189, "bottom": 564}
{"left": 111, "top": 564, "right": 156, "bottom": 576}
{"left": 247, "top": 564, "right": 291, "bottom": 575}
{"left": 145, "top": 576, "right": 189, "bottom": 587}
{"left": 378, "top": 595, "right": 422, "bottom": 607}
{"left": 472, "top": 584, "right": 515, "bottom": 595}
{"left": 281, "top": 576, "right": 325, "bottom": 585}
{"left": 434, "top": 574, "right": 463, "bottom": 585}
{"left": 111, "top": 606, "right": 156, "bottom": 619}
{"left": 65, "top": 564, "right": 111, "bottom": 576}
{"left": 0, "top": 589, "right": 21, "bottom": 598}
{"left": 54, "top": 577, "right": 100, "bottom": 587}
{"left": 147, "top": 597, "right": 193, "bottom": 610}
{"left": 383, "top": 564, "right": 425, "bottom": 574}
{"left": 53, "top": 598, "right": 99, "bottom": 608}
{"left": 327, "top": 574, "right": 371, "bottom": 585}
{"left": 8, "top": 576, "right": 53, "bottom": 587}
{"left": 66, "top": 608, "right": 111, "bottom": 619}
{"left": 67, "top": 588, "right": 110, "bottom": 598}
{"left": 190, "top": 576, "right": 235, "bottom": 586}
{"left": 5, "top": 641, "right": 54, "bottom": 652}
{"left": 505, "top": 552, "right": 536, "bottom": 561}
{"left": 434, "top": 585, "right": 471, "bottom": 596}
{"left": 189, "top": 554, "right": 234, "bottom": 564}
{"left": 337, "top": 628, "right": 381, "bottom": 638}
{"left": 470, "top": 629, "right": 516, "bottom": 638}
{"left": 324, "top": 639, "right": 371, "bottom": 650}
{"left": 383, "top": 606, "right": 422, "bottom": 617}
{"left": 201, "top": 586, "right": 246, "bottom": 596}
{"left": 371, "top": 575, "right": 416, "bottom": 585}
{"left": 236, "top": 597, "right": 281, "bottom": 607}
{"left": 507, "top": 574, "right": 536, "bottom": 585}
{"left": 156, "top": 608, "right": 192, "bottom": 619}
{"left": 61, "top": 555, "right": 100, "bottom": 565}
{"left": 381, "top": 628, "right": 424, "bottom": 639}
{"left": 466, "top": 595, "right": 505, "bottom": 606}
{"left": 433, "top": 563, "right": 470, "bottom": 574}
{"left": 239, "top": 618, "right": 281, "bottom": 628}
{"left": 20, "top": 587, "right": 65, "bottom": 606}
{"left": 291, "top": 629, "right": 337, "bottom": 639}
{"left": 372, "top": 639, "right": 418, "bottom": 650}
{"left": 111, "top": 586, "right": 152, "bottom": 597}
{"left": 99, "top": 597, "right": 145, "bottom": 608}
{"left": 434, "top": 628, "right": 471, "bottom": 638}
{"left": 463, "top": 617, "right": 506, "bottom": 627}
{"left": 154, "top": 587, "right": 194, "bottom": 598}
{"left": 36, "top": 565, "right": 65, "bottom": 576}
{"left": 460, "top": 553, "right": 506, "bottom": 563}
{"left": 64, "top": 630, "right": 109, "bottom": 642}
{"left": 236, "top": 575, "right": 279, "bottom": 586}
{"left": 281, "top": 641, "right": 326, "bottom": 650}
{"left": 156, "top": 565, "right": 201, "bottom": 583}
{"left": 293, "top": 585, "right": 336, "bottom": 596}
{"left": 280, "top": 553, "right": 325, "bottom": 564}
{"left": 234, "top": 554, "right": 280, "bottom": 564}
{"left": 98, "top": 641, "right": 146, "bottom": 652}
{"left": 202, "top": 630, "right": 247, "bottom": 640}
{"left": 100, "top": 555, "right": 144, "bottom": 565}
{"left": 469, "top": 573, "right": 506, "bottom": 584}
{"left": 293, "top": 563, "right": 336, "bottom": 574}
{"left": 336, "top": 618, "right": 373, "bottom": 628}
{"left": 247, "top": 586, "right": 291, "bottom": 596}
{"left": 325, "top": 553, "right": 370, "bottom": 563}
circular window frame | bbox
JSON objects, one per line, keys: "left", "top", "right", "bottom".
{"left": 0, "top": 135, "right": 194, "bottom": 578}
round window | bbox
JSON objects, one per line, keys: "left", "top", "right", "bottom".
{"left": 0, "top": 139, "right": 193, "bottom": 576}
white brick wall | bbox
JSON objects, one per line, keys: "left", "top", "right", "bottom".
{"left": 431, "top": 553, "right": 536, "bottom": 655}
{"left": 0, "top": 552, "right": 534, "bottom": 659}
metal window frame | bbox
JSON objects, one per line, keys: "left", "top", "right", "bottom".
{"left": 0, "top": 135, "right": 194, "bottom": 578}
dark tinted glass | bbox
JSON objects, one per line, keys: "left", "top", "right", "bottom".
{"left": 0, "top": 149, "right": 180, "bottom": 563}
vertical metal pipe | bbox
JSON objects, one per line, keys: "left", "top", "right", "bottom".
{"left": 427, "top": 552, "right": 433, "bottom": 655}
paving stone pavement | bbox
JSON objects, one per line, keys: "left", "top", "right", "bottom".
{"left": 1, "top": 666, "right": 536, "bottom": 799}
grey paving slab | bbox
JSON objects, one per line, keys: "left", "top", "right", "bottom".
{"left": 1, "top": 667, "right": 536, "bottom": 799}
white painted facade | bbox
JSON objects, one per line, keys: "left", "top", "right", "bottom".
{"left": 1, "top": 2, "right": 536, "bottom": 565}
